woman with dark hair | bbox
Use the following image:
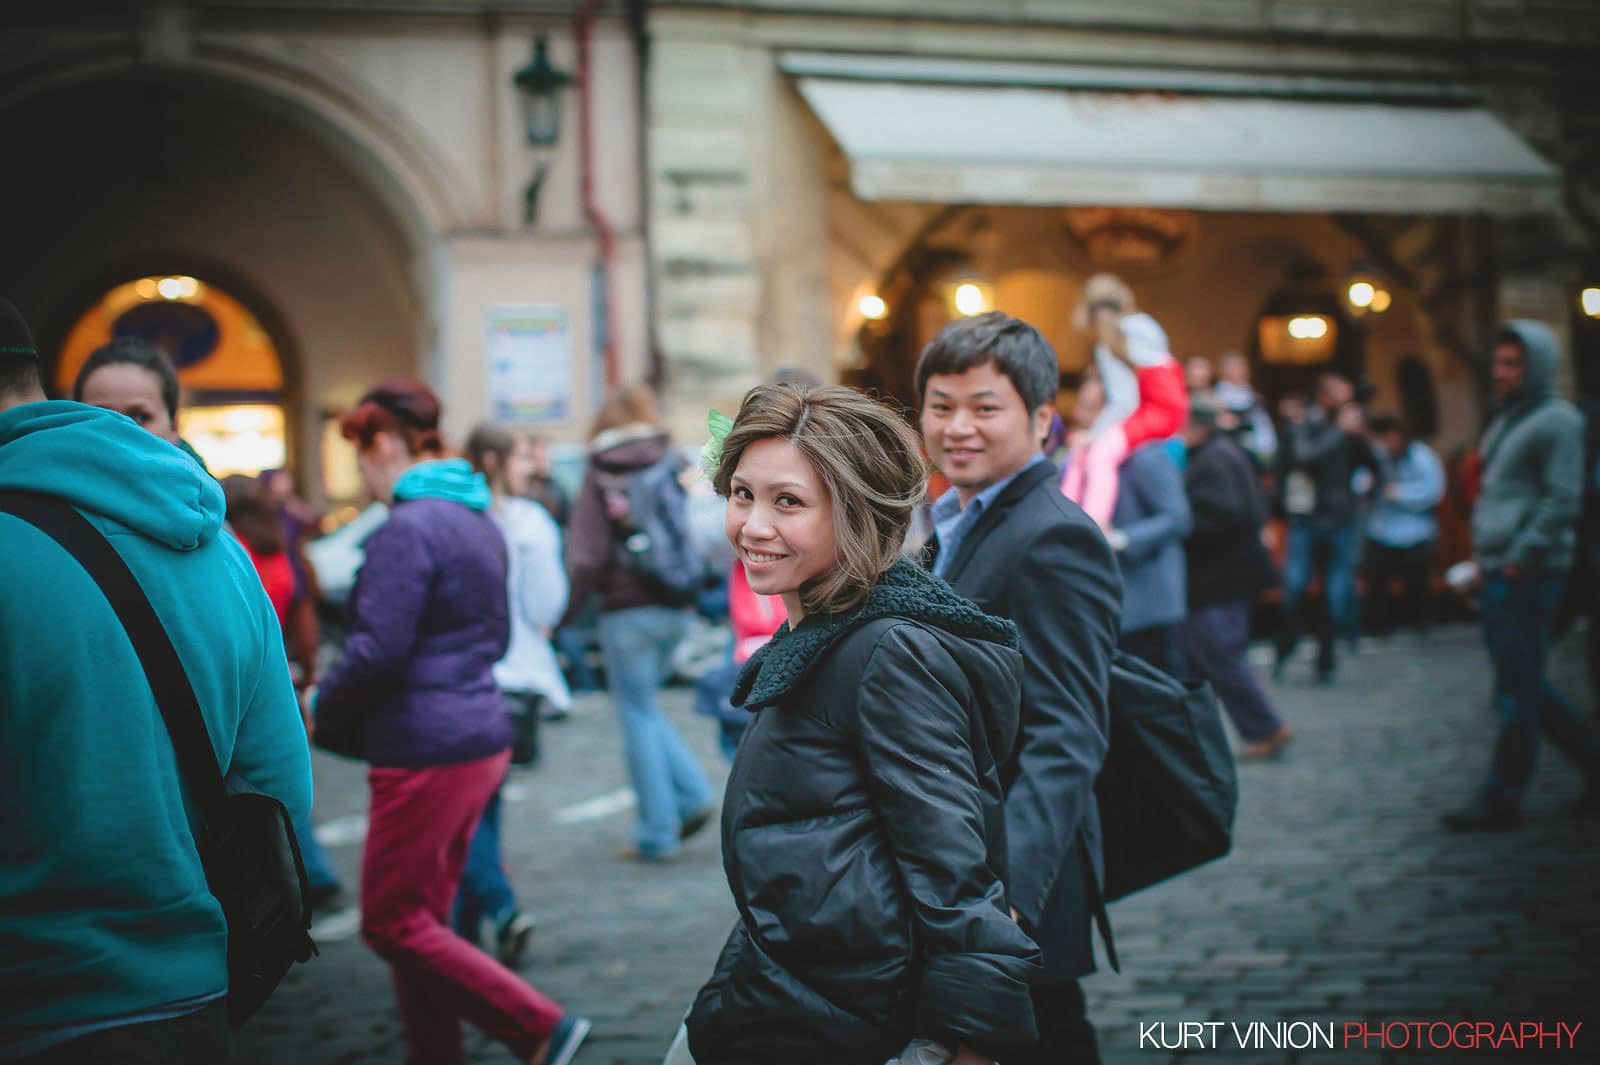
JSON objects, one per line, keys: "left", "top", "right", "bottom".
{"left": 311, "top": 379, "right": 589, "bottom": 1065}
{"left": 685, "top": 383, "right": 1041, "bottom": 1065}
{"left": 455, "top": 421, "right": 573, "bottom": 966}
{"left": 562, "top": 383, "right": 715, "bottom": 862}
{"left": 74, "top": 337, "right": 212, "bottom": 470}
{"left": 73, "top": 337, "right": 181, "bottom": 442}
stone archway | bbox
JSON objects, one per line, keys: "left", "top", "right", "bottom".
{"left": 0, "top": 62, "right": 438, "bottom": 501}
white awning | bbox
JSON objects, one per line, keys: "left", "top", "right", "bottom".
{"left": 793, "top": 77, "right": 1560, "bottom": 215}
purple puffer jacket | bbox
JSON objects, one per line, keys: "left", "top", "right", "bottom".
{"left": 318, "top": 496, "right": 511, "bottom": 768}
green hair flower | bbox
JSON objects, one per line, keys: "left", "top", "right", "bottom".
{"left": 699, "top": 408, "right": 734, "bottom": 481}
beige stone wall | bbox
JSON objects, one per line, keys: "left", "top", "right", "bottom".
{"left": 0, "top": 7, "right": 648, "bottom": 497}
{"left": 647, "top": 25, "right": 838, "bottom": 444}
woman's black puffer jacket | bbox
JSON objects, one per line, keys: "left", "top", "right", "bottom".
{"left": 687, "top": 560, "right": 1041, "bottom": 1065}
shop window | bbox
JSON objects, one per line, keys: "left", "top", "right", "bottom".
{"left": 58, "top": 276, "right": 287, "bottom": 476}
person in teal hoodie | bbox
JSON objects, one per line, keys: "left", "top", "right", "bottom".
{"left": 0, "top": 298, "right": 311, "bottom": 1063}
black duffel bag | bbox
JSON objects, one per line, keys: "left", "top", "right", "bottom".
{"left": 0, "top": 491, "right": 317, "bottom": 1024}
{"left": 1095, "top": 649, "right": 1239, "bottom": 902}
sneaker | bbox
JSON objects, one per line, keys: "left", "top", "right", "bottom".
{"left": 679, "top": 805, "right": 715, "bottom": 842}
{"left": 539, "top": 1015, "right": 592, "bottom": 1065}
{"left": 1238, "top": 726, "right": 1295, "bottom": 760}
{"left": 618, "top": 845, "right": 678, "bottom": 863}
{"left": 1441, "top": 804, "right": 1522, "bottom": 832}
{"left": 497, "top": 911, "right": 536, "bottom": 968}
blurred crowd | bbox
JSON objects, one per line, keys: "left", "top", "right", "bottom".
{"left": 3, "top": 275, "right": 1597, "bottom": 1065}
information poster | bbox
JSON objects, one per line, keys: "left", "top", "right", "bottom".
{"left": 486, "top": 303, "right": 573, "bottom": 423}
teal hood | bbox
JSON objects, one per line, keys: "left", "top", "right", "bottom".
{"left": 0, "top": 401, "right": 223, "bottom": 551}
{"left": 394, "top": 457, "right": 492, "bottom": 511}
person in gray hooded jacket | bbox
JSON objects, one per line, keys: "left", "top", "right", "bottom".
{"left": 1444, "top": 320, "right": 1600, "bottom": 831}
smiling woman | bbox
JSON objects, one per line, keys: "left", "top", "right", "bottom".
{"left": 688, "top": 383, "right": 1042, "bottom": 1065}
{"left": 711, "top": 383, "right": 926, "bottom": 620}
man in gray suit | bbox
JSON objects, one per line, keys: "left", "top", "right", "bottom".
{"left": 917, "top": 312, "right": 1122, "bottom": 1065}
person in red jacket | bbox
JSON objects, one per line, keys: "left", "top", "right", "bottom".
{"left": 221, "top": 474, "right": 345, "bottom": 907}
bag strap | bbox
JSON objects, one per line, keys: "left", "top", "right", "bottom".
{"left": 0, "top": 490, "right": 231, "bottom": 848}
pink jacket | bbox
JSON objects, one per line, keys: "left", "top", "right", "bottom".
{"left": 728, "top": 563, "right": 787, "bottom": 663}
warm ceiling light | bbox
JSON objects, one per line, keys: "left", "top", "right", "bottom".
{"left": 155, "top": 275, "right": 201, "bottom": 301}
{"left": 952, "top": 282, "right": 990, "bottom": 317}
{"left": 858, "top": 294, "right": 888, "bottom": 321}
{"left": 134, "top": 278, "right": 160, "bottom": 300}
{"left": 1370, "top": 289, "right": 1392, "bottom": 313}
{"left": 1288, "top": 316, "right": 1329, "bottom": 340}
{"left": 1583, "top": 287, "right": 1600, "bottom": 318}
{"left": 1347, "top": 281, "right": 1376, "bottom": 309}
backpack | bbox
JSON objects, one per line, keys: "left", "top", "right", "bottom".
{"left": 1095, "top": 649, "right": 1238, "bottom": 902}
{"left": 601, "top": 453, "right": 705, "bottom": 605}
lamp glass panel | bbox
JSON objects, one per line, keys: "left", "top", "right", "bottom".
{"left": 520, "top": 93, "right": 562, "bottom": 147}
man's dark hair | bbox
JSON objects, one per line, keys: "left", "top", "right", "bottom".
{"left": 0, "top": 357, "right": 40, "bottom": 396}
{"left": 73, "top": 337, "right": 181, "bottom": 419}
{"left": 0, "top": 297, "right": 42, "bottom": 397}
{"left": 1367, "top": 413, "right": 1407, "bottom": 438}
{"left": 914, "top": 311, "right": 1060, "bottom": 412}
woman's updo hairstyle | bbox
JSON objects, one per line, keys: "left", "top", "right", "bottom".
{"left": 713, "top": 383, "right": 926, "bottom": 616}
{"left": 337, "top": 378, "right": 444, "bottom": 456}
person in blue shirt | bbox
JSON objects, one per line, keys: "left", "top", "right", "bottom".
{"left": 1361, "top": 414, "right": 1445, "bottom": 638}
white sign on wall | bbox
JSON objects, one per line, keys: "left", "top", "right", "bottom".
{"left": 486, "top": 303, "right": 574, "bottom": 423}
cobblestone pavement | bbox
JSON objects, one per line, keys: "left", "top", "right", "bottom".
{"left": 234, "top": 624, "right": 1598, "bottom": 1065}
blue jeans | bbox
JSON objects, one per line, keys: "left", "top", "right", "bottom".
{"left": 294, "top": 813, "right": 341, "bottom": 894}
{"left": 1279, "top": 519, "right": 1359, "bottom": 669}
{"left": 452, "top": 785, "right": 517, "bottom": 942}
{"left": 1479, "top": 573, "right": 1600, "bottom": 809}
{"left": 599, "top": 606, "right": 715, "bottom": 856}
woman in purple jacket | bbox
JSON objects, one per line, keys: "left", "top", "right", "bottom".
{"left": 313, "top": 379, "right": 590, "bottom": 1065}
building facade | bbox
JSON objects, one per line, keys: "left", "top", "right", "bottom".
{"left": 3, "top": 1, "right": 1598, "bottom": 500}
{"left": 1, "top": 0, "right": 648, "bottom": 498}
{"left": 645, "top": 0, "right": 1600, "bottom": 453}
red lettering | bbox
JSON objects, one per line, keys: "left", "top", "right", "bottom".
{"left": 1453, "top": 1022, "right": 1477, "bottom": 1049}
{"left": 1343, "top": 1022, "right": 1368, "bottom": 1049}
{"left": 1477, "top": 1022, "right": 1496, "bottom": 1046}
{"left": 1521, "top": 1022, "right": 1541, "bottom": 1048}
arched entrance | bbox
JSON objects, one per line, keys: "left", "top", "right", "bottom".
{"left": 845, "top": 204, "right": 1484, "bottom": 451}
{"left": 0, "top": 62, "right": 437, "bottom": 502}
{"left": 58, "top": 274, "right": 288, "bottom": 476}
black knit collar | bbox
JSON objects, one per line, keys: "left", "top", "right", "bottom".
{"left": 731, "top": 558, "right": 1018, "bottom": 711}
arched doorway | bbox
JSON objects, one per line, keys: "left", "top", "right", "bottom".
{"left": 0, "top": 64, "right": 432, "bottom": 502}
{"left": 58, "top": 274, "right": 289, "bottom": 476}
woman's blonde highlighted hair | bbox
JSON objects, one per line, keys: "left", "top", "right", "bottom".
{"left": 713, "top": 384, "right": 927, "bottom": 616}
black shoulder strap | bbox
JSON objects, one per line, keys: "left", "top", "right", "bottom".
{"left": 0, "top": 489, "right": 230, "bottom": 846}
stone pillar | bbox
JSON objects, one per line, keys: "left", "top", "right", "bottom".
{"left": 648, "top": 14, "right": 833, "bottom": 446}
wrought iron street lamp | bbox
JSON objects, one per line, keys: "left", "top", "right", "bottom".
{"left": 513, "top": 34, "right": 573, "bottom": 224}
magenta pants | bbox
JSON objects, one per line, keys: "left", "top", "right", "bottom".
{"left": 361, "top": 750, "right": 562, "bottom": 1065}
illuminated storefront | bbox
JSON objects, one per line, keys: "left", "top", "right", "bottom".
{"left": 57, "top": 276, "right": 287, "bottom": 477}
